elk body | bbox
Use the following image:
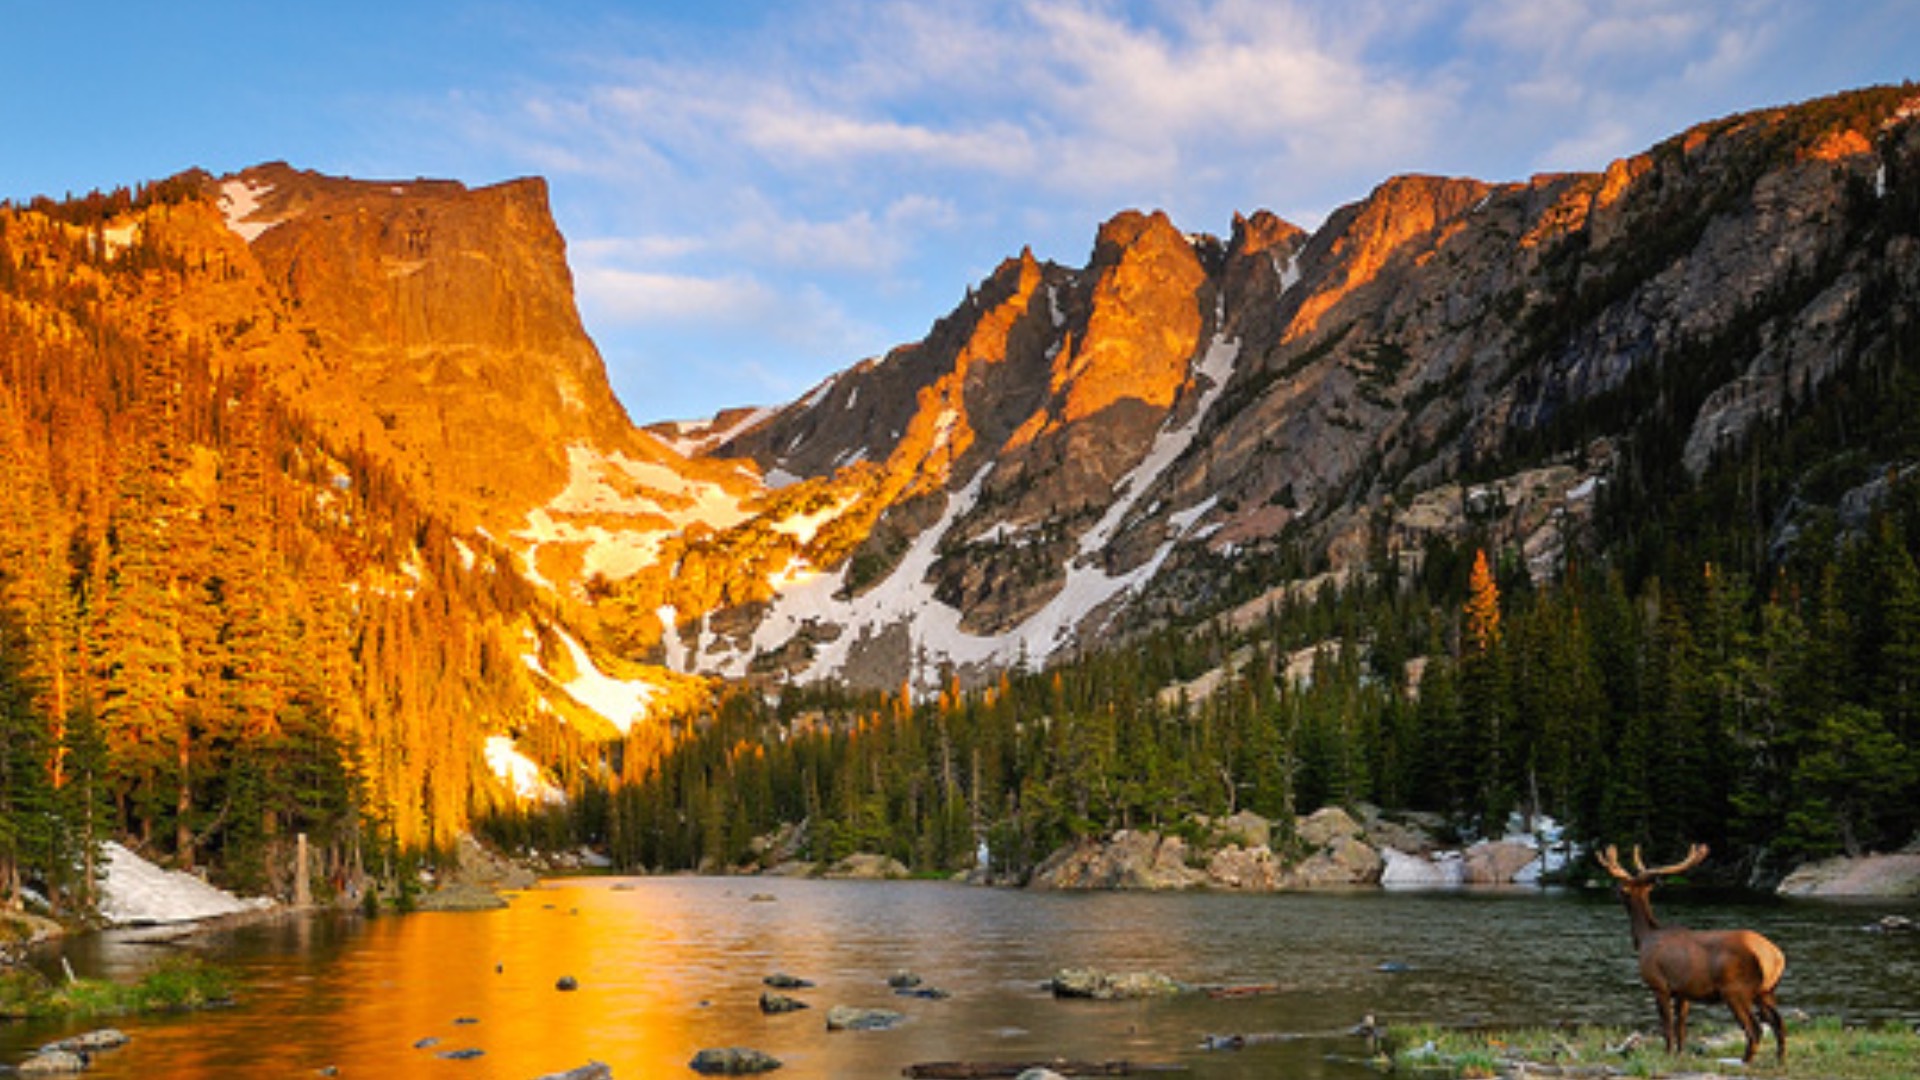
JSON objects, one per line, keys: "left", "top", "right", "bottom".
{"left": 1596, "top": 844, "right": 1786, "bottom": 1064}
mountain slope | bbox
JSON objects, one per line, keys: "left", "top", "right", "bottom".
{"left": 629, "top": 84, "right": 1920, "bottom": 692}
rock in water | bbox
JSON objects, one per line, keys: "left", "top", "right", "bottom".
{"left": 18, "top": 1051, "right": 88, "bottom": 1075}
{"left": 1047, "top": 967, "right": 1185, "bottom": 1000}
{"left": 530, "top": 1064, "right": 613, "bottom": 1080}
{"left": 886, "top": 970, "right": 922, "bottom": 989}
{"left": 688, "top": 1047, "right": 782, "bottom": 1074}
{"left": 40, "top": 1028, "right": 130, "bottom": 1054}
{"left": 825, "top": 1005, "right": 905, "bottom": 1031}
{"left": 556, "top": 975, "right": 579, "bottom": 991}
{"left": 759, "top": 991, "right": 810, "bottom": 1014}
{"left": 762, "top": 972, "right": 814, "bottom": 989}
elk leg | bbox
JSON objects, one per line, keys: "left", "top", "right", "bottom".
{"left": 1726, "top": 996, "right": 1761, "bottom": 1063}
{"left": 1758, "top": 995, "right": 1787, "bottom": 1063}
{"left": 1654, "top": 989, "right": 1678, "bottom": 1054}
{"left": 1673, "top": 997, "right": 1691, "bottom": 1055}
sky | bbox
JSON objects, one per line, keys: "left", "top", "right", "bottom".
{"left": 4, "top": 2, "right": 1915, "bottom": 425}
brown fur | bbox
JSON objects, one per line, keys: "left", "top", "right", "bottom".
{"left": 1597, "top": 844, "right": 1787, "bottom": 1064}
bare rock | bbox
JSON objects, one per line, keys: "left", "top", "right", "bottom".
{"left": 1778, "top": 854, "right": 1920, "bottom": 898}
{"left": 1296, "top": 807, "right": 1365, "bottom": 849}
{"left": 689, "top": 1047, "right": 782, "bottom": 1074}
{"left": 1028, "top": 831, "right": 1206, "bottom": 891}
{"left": 825, "top": 1005, "right": 905, "bottom": 1031}
{"left": 1048, "top": 967, "right": 1186, "bottom": 1000}
{"left": 823, "top": 853, "right": 911, "bottom": 880}
{"left": 1206, "top": 845, "right": 1282, "bottom": 890}
{"left": 1463, "top": 840, "right": 1539, "bottom": 885}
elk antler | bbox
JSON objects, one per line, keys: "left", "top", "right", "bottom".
{"left": 1596, "top": 845, "right": 1634, "bottom": 882}
{"left": 1637, "top": 843, "right": 1709, "bottom": 878}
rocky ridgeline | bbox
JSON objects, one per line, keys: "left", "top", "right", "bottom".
{"left": 1026, "top": 806, "right": 1560, "bottom": 892}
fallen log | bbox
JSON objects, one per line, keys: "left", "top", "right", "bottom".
{"left": 1198, "top": 983, "right": 1281, "bottom": 999}
{"left": 902, "top": 1059, "right": 1187, "bottom": 1078}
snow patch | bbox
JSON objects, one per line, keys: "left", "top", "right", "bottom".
{"left": 98, "top": 842, "right": 271, "bottom": 926}
{"left": 523, "top": 626, "right": 659, "bottom": 735}
{"left": 727, "top": 333, "right": 1245, "bottom": 689}
{"left": 484, "top": 736, "right": 565, "bottom": 806}
{"left": 514, "top": 443, "right": 752, "bottom": 587}
{"left": 770, "top": 493, "right": 859, "bottom": 545}
{"left": 218, "top": 179, "right": 277, "bottom": 243}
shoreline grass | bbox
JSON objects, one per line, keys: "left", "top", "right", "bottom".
{"left": 0, "top": 956, "right": 236, "bottom": 1020}
{"left": 1384, "top": 1016, "right": 1920, "bottom": 1078}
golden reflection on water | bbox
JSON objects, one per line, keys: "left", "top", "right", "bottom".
{"left": 29, "top": 879, "right": 1912, "bottom": 1080}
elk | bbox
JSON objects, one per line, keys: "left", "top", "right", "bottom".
{"left": 1596, "top": 843, "right": 1786, "bottom": 1064}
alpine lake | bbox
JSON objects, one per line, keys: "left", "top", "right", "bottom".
{"left": 7, "top": 878, "right": 1919, "bottom": 1079}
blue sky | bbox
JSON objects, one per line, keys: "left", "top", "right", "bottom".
{"left": 4, "top": 2, "right": 1915, "bottom": 424}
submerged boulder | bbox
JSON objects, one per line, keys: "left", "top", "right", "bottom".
{"left": 759, "top": 991, "right": 810, "bottom": 1014}
{"left": 530, "top": 1064, "right": 612, "bottom": 1080}
{"left": 825, "top": 1005, "right": 904, "bottom": 1031}
{"left": 1048, "top": 967, "right": 1186, "bottom": 1000}
{"left": 689, "top": 1047, "right": 782, "bottom": 1074}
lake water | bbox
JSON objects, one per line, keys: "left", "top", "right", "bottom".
{"left": 8, "top": 879, "right": 1919, "bottom": 1079}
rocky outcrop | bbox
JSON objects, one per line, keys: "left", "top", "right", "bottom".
{"left": 1027, "top": 831, "right": 1206, "bottom": 891}
{"left": 823, "top": 853, "right": 911, "bottom": 880}
{"left": 1777, "top": 853, "right": 1920, "bottom": 898}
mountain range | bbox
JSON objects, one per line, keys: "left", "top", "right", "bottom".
{"left": 2, "top": 82, "right": 1917, "bottom": 863}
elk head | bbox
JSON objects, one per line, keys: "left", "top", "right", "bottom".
{"left": 1596, "top": 843, "right": 1786, "bottom": 1064}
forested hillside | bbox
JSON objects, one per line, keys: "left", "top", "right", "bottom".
{"left": 0, "top": 183, "right": 604, "bottom": 910}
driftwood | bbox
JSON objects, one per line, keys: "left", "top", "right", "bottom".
{"left": 1198, "top": 982, "right": 1281, "bottom": 999}
{"left": 902, "top": 1060, "right": 1187, "bottom": 1078}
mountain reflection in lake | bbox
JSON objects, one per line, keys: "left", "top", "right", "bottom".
{"left": 11, "top": 879, "right": 1919, "bottom": 1079}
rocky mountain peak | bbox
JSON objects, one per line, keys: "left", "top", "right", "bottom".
{"left": 208, "top": 163, "right": 643, "bottom": 535}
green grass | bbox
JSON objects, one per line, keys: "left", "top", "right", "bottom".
{"left": 0, "top": 955, "right": 236, "bottom": 1019}
{"left": 1385, "top": 1016, "right": 1920, "bottom": 1079}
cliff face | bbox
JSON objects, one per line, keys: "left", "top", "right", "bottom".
{"left": 652, "top": 84, "right": 1920, "bottom": 690}
{"left": 222, "top": 164, "right": 641, "bottom": 533}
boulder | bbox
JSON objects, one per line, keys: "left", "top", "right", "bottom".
{"left": 825, "top": 1005, "right": 905, "bottom": 1031}
{"left": 759, "top": 992, "right": 809, "bottom": 1014}
{"left": 1379, "top": 848, "right": 1464, "bottom": 888}
{"left": 823, "top": 853, "right": 911, "bottom": 880}
{"left": 1360, "top": 811, "right": 1441, "bottom": 856}
{"left": 40, "top": 1029, "right": 129, "bottom": 1055}
{"left": 1296, "top": 806, "right": 1364, "bottom": 849}
{"left": 689, "top": 1047, "right": 782, "bottom": 1074}
{"left": 1047, "top": 967, "right": 1185, "bottom": 1000}
{"left": 762, "top": 973, "right": 814, "bottom": 989}
{"left": 1214, "top": 810, "right": 1273, "bottom": 851}
{"left": 18, "top": 1050, "right": 88, "bottom": 1075}
{"left": 1205, "top": 845, "right": 1281, "bottom": 890}
{"left": 1463, "top": 840, "right": 1539, "bottom": 885}
{"left": 1282, "top": 835, "right": 1382, "bottom": 887}
{"left": 1778, "top": 854, "right": 1920, "bottom": 898}
{"left": 531, "top": 1064, "right": 613, "bottom": 1080}
{"left": 1028, "top": 831, "right": 1205, "bottom": 890}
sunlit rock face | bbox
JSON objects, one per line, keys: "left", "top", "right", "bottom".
{"left": 134, "top": 88, "right": 1920, "bottom": 697}
{"left": 666, "top": 86, "right": 1920, "bottom": 691}
{"left": 232, "top": 163, "right": 647, "bottom": 537}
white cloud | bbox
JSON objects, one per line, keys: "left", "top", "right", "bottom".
{"left": 576, "top": 267, "right": 777, "bottom": 325}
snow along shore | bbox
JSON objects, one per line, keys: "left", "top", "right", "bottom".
{"left": 98, "top": 842, "right": 273, "bottom": 927}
